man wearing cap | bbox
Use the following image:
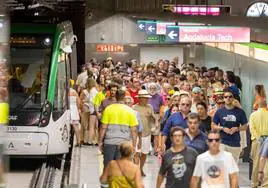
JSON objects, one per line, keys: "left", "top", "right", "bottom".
{"left": 191, "top": 86, "right": 202, "bottom": 113}
{"left": 133, "top": 90, "right": 158, "bottom": 176}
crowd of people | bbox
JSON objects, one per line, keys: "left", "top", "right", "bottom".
{"left": 69, "top": 57, "right": 268, "bottom": 188}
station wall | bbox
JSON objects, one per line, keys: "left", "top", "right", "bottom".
{"left": 140, "top": 46, "right": 183, "bottom": 64}
{"left": 85, "top": 14, "right": 146, "bottom": 44}
{"left": 204, "top": 46, "right": 268, "bottom": 116}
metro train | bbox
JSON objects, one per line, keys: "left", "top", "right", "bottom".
{"left": 6, "top": 21, "right": 77, "bottom": 156}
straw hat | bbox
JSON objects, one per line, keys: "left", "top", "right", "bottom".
{"left": 136, "top": 90, "right": 151, "bottom": 98}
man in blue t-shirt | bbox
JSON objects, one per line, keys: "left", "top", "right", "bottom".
{"left": 161, "top": 96, "right": 191, "bottom": 152}
{"left": 212, "top": 88, "right": 248, "bottom": 163}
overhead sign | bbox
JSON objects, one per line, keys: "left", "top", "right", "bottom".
{"left": 96, "top": 44, "right": 124, "bottom": 52}
{"left": 146, "top": 35, "right": 159, "bottom": 43}
{"left": 179, "top": 26, "right": 250, "bottom": 43}
{"left": 145, "top": 21, "right": 157, "bottom": 35}
{"left": 165, "top": 26, "right": 179, "bottom": 42}
{"left": 137, "top": 20, "right": 146, "bottom": 31}
{"left": 162, "top": 4, "right": 231, "bottom": 16}
{"left": 156, "top": 22, "right": 176, "bottom": 35}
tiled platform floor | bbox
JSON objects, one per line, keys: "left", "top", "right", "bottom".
{"left": 76, "top": 147, "right": 251, "bottom": 188}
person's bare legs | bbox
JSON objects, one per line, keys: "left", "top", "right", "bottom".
{"left": 80, "top": 112, "right": 89, "bottom": 144}
{"left": 72, "top": 124, "right": 80, "bottom": 146}
{"left": 134, "top": 152, "right": 140, "bottom": 165}
{"left": 88, "top": 115, "right": 97, "bottom": 144}
{"left": 94, "top": 120, "right": 99, "bottom": 145}
{"left": 154, "top": 135, "right": 159, "bottom": 154}
{"left": 140, "top": 153, "right": 147, "bottom": 176}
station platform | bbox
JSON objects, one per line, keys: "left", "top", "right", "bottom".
{"left": 69, "top": 146, "right": 251, "bottom": 188}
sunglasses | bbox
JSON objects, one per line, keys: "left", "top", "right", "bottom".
{"left": 224, "top": 95, "right": 233, "bottom": 99}
{"left": 181, "top": 103, "right": 190, "bottom": 106}
{"left": 208, "top": 138, "right": 220, "bottom": 142}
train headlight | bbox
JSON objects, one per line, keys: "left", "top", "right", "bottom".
{"left": 43, "top": 37, "right": 52, "bottom": 46}
{"left": 39, "top": 100, "right": 52, "bottom": 127}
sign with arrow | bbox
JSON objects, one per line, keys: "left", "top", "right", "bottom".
{"left": 137, "top": 20, "right": 146, "bottom": 31}
{"left": 165, "top": 26, "right": 179, "bottom": 42}
{"left": 145, "top": 21, "right": 157, "bottom": 35}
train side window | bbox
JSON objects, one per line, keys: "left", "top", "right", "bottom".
{"left": 53, "top": 53, "right": 67, "bottom": 121}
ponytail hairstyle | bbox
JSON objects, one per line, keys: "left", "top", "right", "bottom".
{"left": 255, "top": 84, "right": 266, "bottom": 98}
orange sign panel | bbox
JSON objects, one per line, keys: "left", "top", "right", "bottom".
{"left": 96, "top": 44, "right": 124, "bottom": 52}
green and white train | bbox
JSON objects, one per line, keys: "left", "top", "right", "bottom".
{"left": 6, "top": 21, "right": 77, "bottom": 156}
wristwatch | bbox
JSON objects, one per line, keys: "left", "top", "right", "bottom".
{"left": 258, "top": 171, "right": 264, "bottom": 174}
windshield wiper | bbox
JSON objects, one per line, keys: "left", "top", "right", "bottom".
{"left": 14, "top": 89, "right": 39, "bottom": 111}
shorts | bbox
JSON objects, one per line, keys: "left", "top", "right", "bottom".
{"left": 136, "top": 135, "right": 151, "bottom": 154}
{"left": 71, "top": 120, "right": 80, "bottom": 125}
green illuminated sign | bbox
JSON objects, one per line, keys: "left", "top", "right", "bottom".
{"left": 146, "top": 35, "right": 159, "bottom": 43}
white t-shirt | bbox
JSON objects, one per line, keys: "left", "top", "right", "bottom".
{"left": 83, "top": 87, "right": 98, "bottom": 114}
{"left": 193, "top": 150, "right": 239, "bottom": 188}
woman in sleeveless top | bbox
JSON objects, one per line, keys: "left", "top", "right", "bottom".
{"left": 86, "top": 78, "right": 98, "bottom": 145}
{"left": 100, "top": 142, "right": 144, "bottom": 188}
{"left": 79, "top": 78, "right": 98, "bottom": 146}
{"left": 69, "top": 80, "right": 81, "bottom": 147}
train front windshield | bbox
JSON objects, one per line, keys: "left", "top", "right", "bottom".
{"left": 9, "top": 35, "right": 52, "bottom": 111}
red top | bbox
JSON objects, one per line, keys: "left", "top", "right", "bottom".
{"left": 128, "top": 88, "right": 139, "bottom": 104}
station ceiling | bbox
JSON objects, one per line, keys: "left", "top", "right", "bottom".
{"left": 5, "top": 0, "right": 84, "bottom": 12}
{"left": 5, "top": 0, "right": 268, "bottom": 43}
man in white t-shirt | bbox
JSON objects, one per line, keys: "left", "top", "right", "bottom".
{"left": 190, "top": 130, "right": 239, "bottom": 188}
